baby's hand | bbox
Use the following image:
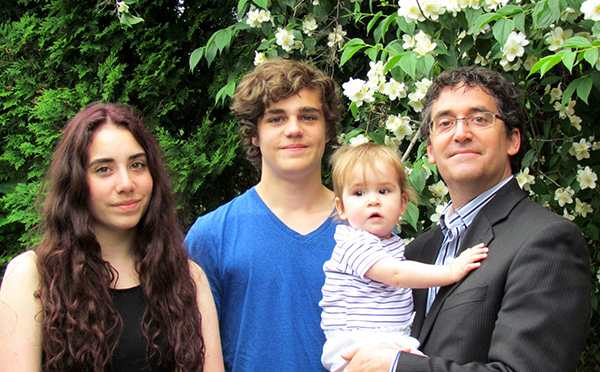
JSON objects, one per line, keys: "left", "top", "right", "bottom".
{"left": 449, "top": 243, "right": 488, "bottom": 282}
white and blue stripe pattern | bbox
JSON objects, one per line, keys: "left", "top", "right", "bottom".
{"left": 320, "top": 225, "right": 414, "bottom": 331}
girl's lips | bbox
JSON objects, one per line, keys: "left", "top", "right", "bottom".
{"left": 113, "top": 200, "right": 140, "bottom": 211}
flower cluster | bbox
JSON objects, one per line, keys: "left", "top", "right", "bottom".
{"left": 246, "top": 6, "right": 271, "bottom": 28}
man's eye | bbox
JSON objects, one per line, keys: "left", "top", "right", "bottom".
{"left": 438, "top": 119, "right": 453, "bottom": 127}
{"left": 268, "top": 117, "right": 283, "bottom": 123}
{"left": 470, "top": 115, "right": 489, "bottom": 124}
{"left": 301, "top": 115, "right": 316, "bottom": 121}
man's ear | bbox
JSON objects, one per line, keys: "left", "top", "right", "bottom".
{"left": 507, "top": 128, "right": 521, "bottom": 156}
{"left": 334, "top": 197, "right": 347, "bottom": 220}
{"left": 252, "top": 135, "right": 259, "bottom": 147}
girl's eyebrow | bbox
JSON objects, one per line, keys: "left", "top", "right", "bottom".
{"left": 88, "top": 152, "right": 146, "bottom": 167}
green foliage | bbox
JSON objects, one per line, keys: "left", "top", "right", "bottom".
{"left": 0, "top": 0, "right": 248, "bottom": 258}
{"left": 188, "top": 0, "right": 600, "bottom": 369}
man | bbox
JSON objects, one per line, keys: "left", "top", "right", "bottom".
{"left": 344, "top": 66, "right": 590, "bottom": 372}
{"left": 185, "top": 59, "right": 342, "bottom": 371}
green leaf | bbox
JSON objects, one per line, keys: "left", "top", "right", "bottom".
{"left": 253, "top": 0, "right": 268, "bottom": 9}
{"left": 576, "top": 77, "right": 593, "bottom": 104}
{"left": 367, "top": 11, "right": 383, "bottom": 35}
{"left": 492, "top": 18, "right": 515, "bottom": 46}
{"left": 340, "top": 44, "right": 367, "bottom": 66}
{"left": 384, "top": 55, "right": 403, "bottom": 74}
{"left": 189, "top": 47, "right": 204, "bottom": 72}
{"left": 561, "top": 36, "right": 592, "bottom": 49}
{"left": 584, "top": 48, "right": 599, "bottom": 67}
{"left": 562, "top": 50, "right": 577, "bottom": 72}
{"left": 400, "top": 52, "right": 417, "bottom": 80}
{"left": 472, "top": 13, "right": 502, "bottom": 33}
{"left": 532, "top": 0, "right": 560, "bottom": 29}
{"left": 238, "top": 0, "right": 249, "bottom": 16}
{"left": 215, "top": 80, "right": 237, "bottom": 105}
{"left": 402, "top": 202, "right": 420, "bottom": 230}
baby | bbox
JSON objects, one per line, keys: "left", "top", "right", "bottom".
{"left": 319, "top": 143, "right": 488, "bottom": 371}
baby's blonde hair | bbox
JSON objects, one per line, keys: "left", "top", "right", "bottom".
{"left": 330, "top": 142, "right": 417, "bottom": 203}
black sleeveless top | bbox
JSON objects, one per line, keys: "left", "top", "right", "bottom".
{"left": 111, "top": 286, "right": 172, "bottom": 371}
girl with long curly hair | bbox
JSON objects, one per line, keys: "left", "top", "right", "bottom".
{"left": 0, "top": 103, "right": 224, "bottom": 372}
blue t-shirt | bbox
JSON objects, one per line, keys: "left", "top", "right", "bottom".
{"left": 185, "top": 187, "right": 338, "bottom": 372}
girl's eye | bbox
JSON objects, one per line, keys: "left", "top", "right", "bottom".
{"left": 96, "top": 166, "right": 110, "bottom": 174}
{"left": 353, "top": 190, "right": 364, "bottom": 197}
{"left": 379, "top": 189, "right": 389, "bottom": 195}
{"left": 131, "top": 161, "right": 146, "bottom": 170}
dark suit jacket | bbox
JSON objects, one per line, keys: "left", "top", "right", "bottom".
{"left": 397, "top": 179, "right": 590, "bottom": 372}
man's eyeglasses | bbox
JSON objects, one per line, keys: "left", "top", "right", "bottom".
{"left": 429, "top": 112, "right": 506, "bottom": 134}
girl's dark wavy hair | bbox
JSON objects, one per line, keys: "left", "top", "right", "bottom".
{"left": 231, "top": 59, "right": 343, "bottom": 168}
{"left": 34, "top": 103, "right": 205, "bottom": 371}
{"left": 419, "top": 65, "right": 529, "bottom": 174}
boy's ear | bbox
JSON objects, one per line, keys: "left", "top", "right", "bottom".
{"left": 334, "top": 197, "right": 347, "bottom": 220}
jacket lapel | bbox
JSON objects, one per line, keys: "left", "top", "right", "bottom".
{"left": 417, "top": 179, "right": 526, "bottom": 344}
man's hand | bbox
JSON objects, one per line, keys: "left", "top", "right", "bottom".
{"left": 341, "top": 343, "right": 404, "bottom": 372}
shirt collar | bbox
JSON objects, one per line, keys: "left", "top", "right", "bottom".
{"left": 440, "top": 176, "right": 513, "bottom": 232}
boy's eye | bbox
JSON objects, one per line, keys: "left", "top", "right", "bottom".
{"left": 379, "top": 189, "right": 389, "bottom": 195}
{"left": 353, "top": 190, "right": 364, "bottom": 197}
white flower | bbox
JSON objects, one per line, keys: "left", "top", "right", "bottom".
{"left": 554, "top": 98, "right": 575, "bottom": 119}
{"left": 253, "top": 51, "right": 266, "bottom": 66}
{"left": 117, "top": 1, "right": 129, "bottom": 13}
{"left": 581, "top": 0, "right": 600, "bottom": 21}
{"left": 430, "top": 203, "right": 447, "bottom": 224}
{"left": 414, "top": 78, "right": 432, "bottom": 100}
{"left": 555, "top": 186, "right": 574, "bottom": 207}
{"left": 402, "top": 34, "right": 415, "bottom": 49}
{"left": 385, "top": 115, "right": 413, "bottom": 140}
{"left": 302, "top": 17, "right": 318, "bottom": 36}
{"left": 474, "top": 52, "right": 489, "bottom": 66}
{"left": 577, "top": 166, "right": 597, "bottom": 189}
{"left": 483, "top": 0, "right": 509, "bottom": 12}
{"left": 413, "top": 31, "right": 437, "bottom": 57}
{"left": 544, "top": 27, "right": 573, "bottom": 51}
{"left": 349, "top": 134, "right": 369, "bottom": 146}
{"left": 246, "top": 7, "right": 261, "bottom": 27}
{"left": 563, "top": 208, "right": 576, "bottom": 221}
{"left": 570, "top": 138, "right": 592, "bottom": 160}
{"left": 398, "top": 0, "right": 426, "bottom": 23}
{"left": 313, "top": 0, "right": 320, "bottom": 4}
{"left": 342, "top": 78, "right": 375, "bottom": 107}
{"left": 382, "top": 78, "right": 407, "bottom": 100}
{"left": 421, "top": 0, "right": 446, "bottom": 20}
{"left": 327, "top": 25, "right": 346, "bottom": 48}
{"left": 408, "top": 91, "right": 425, "bottom": 112}
{"left": 570, "top": 115, "right": 582, "bottom": 131}
{"left": 516, "top": 167, "right": 536, "bottom": 191}
{"left": 523, "top": 55, "right": 538, "bottom": 70}
{"left": 428, "top": 180, "right": 449, "bottom": 198}
{"left": 385, "top": 135, "right": 402, "bottom": 152}
{"left": 258, "top": 9, "right": 271, "bottom": 23}
{"left": 502, "top": 31, "right": 529, "bottom": 62}
{"left": 548, "top": 84, "right": 563, "bottom": 103}
{"left": 575, "top": 198, "right": 593, "bottom": 217}
{"left": 367, "top": 60, "right": 385, "bottom": 86}
{"left": 275, "top": 28, "right": 295, "bottom": 51}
